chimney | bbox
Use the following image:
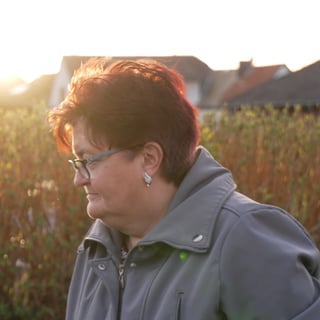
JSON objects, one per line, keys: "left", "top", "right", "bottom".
{"left": 238, "top": 59, "right": 253, "bottom": 77}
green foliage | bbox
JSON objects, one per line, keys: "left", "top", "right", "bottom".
{"left": 1, "top": 103, "right": 320, "bottom": 318}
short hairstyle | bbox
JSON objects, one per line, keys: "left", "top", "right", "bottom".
{"left": 48, "top": 57, "right": 200, "bottom": 185}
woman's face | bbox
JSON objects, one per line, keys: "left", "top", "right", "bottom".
{"left": 70, "top": 119, "right": 147, "bottom": 234}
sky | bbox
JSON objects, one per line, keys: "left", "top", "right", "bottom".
{"left": 0, "top": 0, "right": 319, "bottom": 83}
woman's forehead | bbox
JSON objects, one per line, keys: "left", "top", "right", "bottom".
{"left": 71, "top": 120, "right": 109, "bottom": 154}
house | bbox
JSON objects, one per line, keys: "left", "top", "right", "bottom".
{"left": 199, "top": 60, "right": 290, "bottom": 110}
{"left": 1, "top": 56, "right": 291, "bottom": 113}
{"left": 226, "top": 60, "right": 320, "bottom": 110}
{"left": 49, "top": 56, "right": 289, "bottom": 113}
{"left": 48, "top": 55, "right": 215, "bottom": 109}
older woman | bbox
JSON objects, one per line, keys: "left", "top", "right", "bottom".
{"left": 48, "top": 58, "right": 320, "bottom": 320}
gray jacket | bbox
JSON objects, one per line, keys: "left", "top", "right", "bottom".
{"left": 66, "top": 147, "right": 320, "bottom": 320}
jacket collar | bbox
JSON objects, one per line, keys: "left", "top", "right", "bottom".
{"left": 141, "top": 146, "right": 236, "bottom": 252}
{"left": 80, "top": 220, "right": 122, "bottom": 260}
{"left": 81, "top": 146, "right": 236, "bottom": 253}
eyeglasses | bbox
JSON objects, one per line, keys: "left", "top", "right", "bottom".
{"left": 68, "top": 147, "right": 124, "bottom": 179}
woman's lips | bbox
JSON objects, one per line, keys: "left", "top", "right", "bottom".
{"left": 86, "top": 193, "right": 98, "bottom": 200}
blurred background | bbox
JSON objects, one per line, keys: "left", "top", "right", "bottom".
{"left": 1, "top": 1, "right": 320, "bottom": 319}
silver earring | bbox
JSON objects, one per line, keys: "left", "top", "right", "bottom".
{"left": 143, "top": 172, "right": 152, "bottom": 187}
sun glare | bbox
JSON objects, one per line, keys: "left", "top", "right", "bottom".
{"left": 0, "top": 53, "right": 61, "bottom": 84}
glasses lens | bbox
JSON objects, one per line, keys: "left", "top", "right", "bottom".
{"left": 68, "top": 160, "right": 90, "bottom": 179}
{"left": 79, "top": 163, "right": 90, "bottom": 179}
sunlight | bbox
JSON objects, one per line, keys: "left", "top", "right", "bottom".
{"left": 0, "top": 52, "right": 61, "bottom": 83}
{"left": 0, "top": 0, "right": 319, "bottom": 83}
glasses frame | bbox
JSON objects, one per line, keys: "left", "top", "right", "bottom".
{"left": 68, "top": 147, "right": 123, "bottom": 179}
{"left": 68, "top": 145, "right": 143, "bottom": 179}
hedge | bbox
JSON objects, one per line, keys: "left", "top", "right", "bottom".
{"left": 1, "top": 103, "right": 319, "bottom": 319}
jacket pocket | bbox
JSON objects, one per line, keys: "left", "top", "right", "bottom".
{"left": 175, "top": 291, "right": 184, "bottom": 320}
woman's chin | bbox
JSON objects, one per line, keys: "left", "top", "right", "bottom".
{"left": 86, "top": 203, "right": 105, "bottom": 220}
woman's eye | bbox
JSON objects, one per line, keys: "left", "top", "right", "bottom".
{"left": 86, "top": 159, "right": 98, "bottom": 167}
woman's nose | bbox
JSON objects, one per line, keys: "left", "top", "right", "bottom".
{"left": 73, "top": 170, "right": 89, "bottom": 187}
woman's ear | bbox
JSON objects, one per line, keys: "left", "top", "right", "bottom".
{"left": 142, "top": 142, "right": 164, "bottom": 175}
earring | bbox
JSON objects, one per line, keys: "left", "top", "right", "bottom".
{"left": 143, "top": 172, "right": 152, "bottom": 187}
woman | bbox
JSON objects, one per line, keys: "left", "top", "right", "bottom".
{"left": 48, "top": 57, "right": 320, "bottom": 319}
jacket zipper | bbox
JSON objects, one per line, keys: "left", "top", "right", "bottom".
{"left": 117, "top": 248, "right": 128, "bottom": 320}
{"left": 119, "top": 261, "right": 125, "bottom": 288}
{"left": 119, "top": 247, "right": 128, "bottom": 289}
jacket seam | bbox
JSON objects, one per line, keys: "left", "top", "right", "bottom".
{"left": 217, "top": 207, "right": 242, "bottom": 313}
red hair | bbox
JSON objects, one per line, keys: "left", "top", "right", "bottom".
{"left": 48, "top": 58, "right": 200, "bottom": 185}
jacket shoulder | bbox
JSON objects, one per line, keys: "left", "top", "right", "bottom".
{"left": 222, "top": 191, "right": 284, "bottom": 217}
{"left": 216, "top": 191, "right": 315, "bottom": 244}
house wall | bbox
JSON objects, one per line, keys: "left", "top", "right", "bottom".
{"left": 48, "top": 62, "right": 72, "bottom": 108}
{"left": 186, "top": 81, "right": 201, "bottom": 106}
